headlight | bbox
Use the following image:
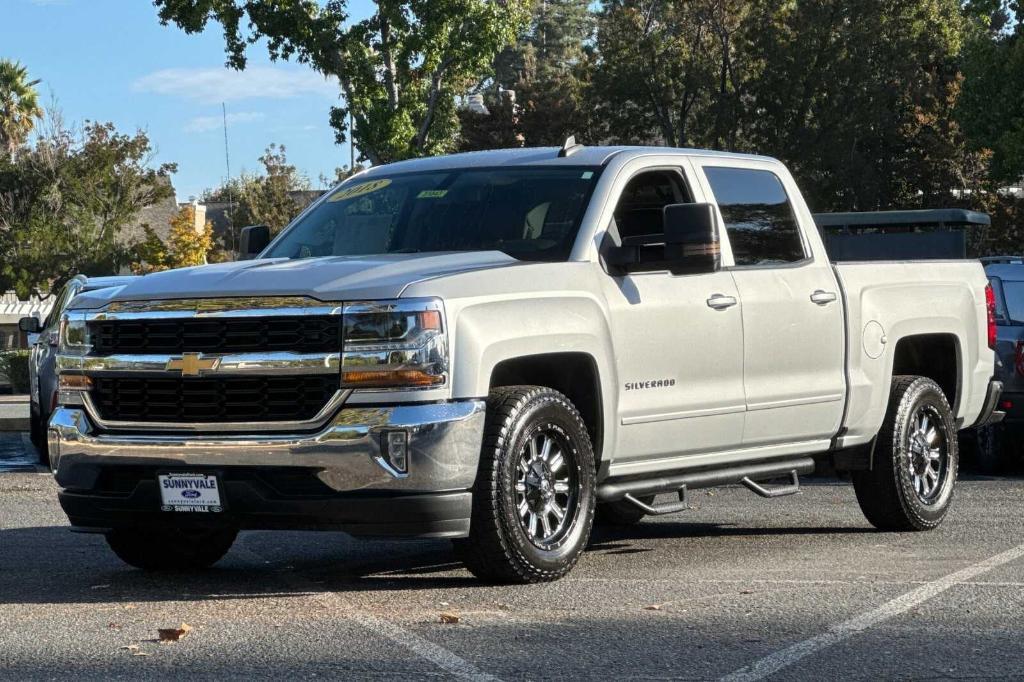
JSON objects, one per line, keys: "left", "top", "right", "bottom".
{"left": 341, "top": 299, "right": 448, "bottom": 389}
{"left": 58, "top": 313, "right": 91, "bottom": 356}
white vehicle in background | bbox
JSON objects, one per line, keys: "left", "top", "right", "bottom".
{"left": 48, "top": 143, "right": 1001, "bottom": 583}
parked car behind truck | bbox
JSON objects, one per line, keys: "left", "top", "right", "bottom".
{"left": 19, "top": 275, "right": 138, "bottom": 466}
{"left": 47, "top": 145, "right": 1002, "bottom": 583}
{"left": 974, "top": 257, "right": 1024, "bottom": 472}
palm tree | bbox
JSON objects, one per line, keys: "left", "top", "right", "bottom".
{"left": 0, "top": 59, "right": 43, "bottom": 159}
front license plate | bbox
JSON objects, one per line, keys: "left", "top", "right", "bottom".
{"left": 158, "top": 473, "right": 223, "bottom": 513}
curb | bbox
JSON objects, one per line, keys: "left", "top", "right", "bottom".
{"left": 0, "top": 418, "right": 29, "bottom": 432}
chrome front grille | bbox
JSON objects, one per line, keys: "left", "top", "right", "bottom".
{"left": 90, "top": 316, "right": 341, "bottom": 355}
{"left": 90, "top": 375, "right": 341, "bottom": 424}
{"left": 68, "top": 297, "right": 347, "bottom": 432}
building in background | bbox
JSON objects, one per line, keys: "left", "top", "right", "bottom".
{"left": 0, "top": 292, "right": 53, "bottom": 350}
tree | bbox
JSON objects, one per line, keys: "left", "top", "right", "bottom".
{"left": 0, "top": 59, "right": 43, "bottom": 159}
{"left": 0, "top": 111, "right": 176, "bottom": 297}
{"left": 736, "top": 0, "right": 978, "bottom": 212}
{"left": 239, "top": 144, "right": 308, "bottom": 234}
{"left": 591, "top": 0, "right": 747, "bottom": 150}
{"left": 203, "top": 144, "right": 311, "bottom": 246}
{"left": 132, "top": 204, "right": 214, "bottom": 273}
{"left": 154, "top": 0, "right": 530, "bottom": 165}
{"left": 960, "top": 3, "right": 1024, "bottom": 184}
{"left": 460, "top": 0, "right": 597, "bottom": 149}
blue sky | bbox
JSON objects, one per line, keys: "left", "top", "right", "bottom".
{"left": 2, "top": 0, "right": 376, "bottom": 201}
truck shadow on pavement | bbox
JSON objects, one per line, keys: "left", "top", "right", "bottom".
{"left": 0, "top": 520, "right": 878, "bottom": 604}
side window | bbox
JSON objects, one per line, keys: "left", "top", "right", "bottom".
{"left": 612, "top": 170, "right": 689, "bottom": 243}
{"left": 703, "top": 167, "right": 805, "bottom": 266}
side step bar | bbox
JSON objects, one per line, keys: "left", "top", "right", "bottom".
{"left": 597, "top": 457, "right": 815, "bottom": 507}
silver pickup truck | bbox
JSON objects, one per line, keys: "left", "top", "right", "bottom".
{"left": 49, "top": 145, "right": 1003, "bottom": 583}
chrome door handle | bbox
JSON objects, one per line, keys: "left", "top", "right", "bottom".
{"left": 810, "top": 290, "right": 837, "bottom": 305}
{"left": 707, "top": 294, "right": 738, "bottom": 310}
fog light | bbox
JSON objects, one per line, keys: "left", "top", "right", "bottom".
{"left": 57, "top": 374, "right": 92, "bottom": 406}
{"left": 382, "top": 430, "right": 409, "bottom": 474}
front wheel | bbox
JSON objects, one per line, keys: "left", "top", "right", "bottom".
{"left": 105, "top": 527, "right": 237, "bottom": 571}
{"left": 852, "top": 376, "right": 958, "bottom": 531}
{"left": 455, "top": 386, "right": 596, "bottom": 583}
{"left": 29, "top": 405, "right": 49, "bottom": 468}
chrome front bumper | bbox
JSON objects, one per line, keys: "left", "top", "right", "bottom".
{"left": 48, "top": 400, "right": 486, "bottom": 494}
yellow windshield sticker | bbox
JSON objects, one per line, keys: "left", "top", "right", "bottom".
{"left": 417, "top": 189, "right": 448, "bottom": 199}
{"left": 329, "top": 178, "right": 392, "bottom": 202}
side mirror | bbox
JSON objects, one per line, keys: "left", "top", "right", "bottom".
{"left": 601, "top": 202, "right": 721, "bottom": 276}
{"left": 662, "top": 203, "right": 720, "bottom": 275}
{"left": 238, "top": 224, "right": 270, "bottom": 260}
{"left": 18, "top": 317, "right": 41, "bottom": 334}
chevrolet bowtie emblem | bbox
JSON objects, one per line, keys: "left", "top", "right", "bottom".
{"left": 166, "top": 352, "right": 220, "bottom": 377}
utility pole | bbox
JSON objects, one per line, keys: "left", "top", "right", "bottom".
{"left": 222, "top": 102, "right": 235, "bottom": 256}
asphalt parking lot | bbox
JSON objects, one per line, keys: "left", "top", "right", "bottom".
{"left": 1, "top": 434, "right": 1022, "bottom": 681}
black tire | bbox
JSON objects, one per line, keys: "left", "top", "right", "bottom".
{"left": 29, "top": 405, "right": 50, "bottom": 469}
{"left": 455, "top": 386, "right": 596, "bottom": 584}
{"left": 596, "top": 496, "right": 654, "bottom": 526}
{"left": 973, "top": 425, "right": 1004, "bottom": 475}
{"left": 105, "top": 527, "right": 237, "bottom": 571}
{"left": 852, "top": 376, "right": 958, "bottom": 531}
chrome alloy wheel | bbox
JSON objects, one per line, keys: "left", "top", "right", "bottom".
{"left": 515, "top": 428, "right": 578, "bottom": 549}
{"left": 907, "top": 404, "right": 947, "bottom": 504}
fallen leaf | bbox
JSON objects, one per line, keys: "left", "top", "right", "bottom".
{"left": 133, "top": 652, "right": 152, "bottom": 657}
{"left": 120, "top": 645, "right": 139, "bottom": 652}
{"left": 439, "top": 613, "right": 460, "bottom": 624}
{"left": 739, "top": 590, "right": 754, "bottom": 595}
{"left": 108, "top": 622, "right": 122, "bottom": 630}
{"left": 644, "top": 604, "right": 662, "bottom": 611}
{"left": 158, "top": 623, "right": 194, "bottom": 644}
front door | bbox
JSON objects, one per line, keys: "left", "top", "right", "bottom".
{"left": 600, "top": 168, "right": 746, "bottom": 472}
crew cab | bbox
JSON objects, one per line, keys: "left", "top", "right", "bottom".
{"left": 48, "top": 145, "right": 1002, "bottom": 582}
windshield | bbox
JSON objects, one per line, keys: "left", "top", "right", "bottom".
{"left": 265, "top": 167, "right": 600, "bottom": 262}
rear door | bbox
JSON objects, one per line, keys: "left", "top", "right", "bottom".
{"left": 695, "top": 161, "right": 846, "bottom": 446}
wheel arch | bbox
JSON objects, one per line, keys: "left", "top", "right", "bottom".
{"left": 488, "top": 352, "right": 607, "bottom": 477}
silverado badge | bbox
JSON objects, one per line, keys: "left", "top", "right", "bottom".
{"left": 166, "top": 352, "right": 220, "bottom": 377}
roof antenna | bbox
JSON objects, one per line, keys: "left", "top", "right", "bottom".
{"left": 558, "top": 135, "right": 583, "bottom": 158}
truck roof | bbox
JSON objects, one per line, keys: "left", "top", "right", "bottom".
{"left": 359, "top": 145, "right": 777, "bottom": 177}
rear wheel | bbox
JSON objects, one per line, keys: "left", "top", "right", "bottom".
{"left": 455, "top": 386, "right": 596, "bottom": 583}
{"left": 853, "top": 376, "right": 957, "bottom": 531}
{"left": 105, "top": 527, "right": 237, "bottom": 571}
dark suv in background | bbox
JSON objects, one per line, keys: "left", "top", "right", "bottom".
{"left": 977, "top": 257, "right": 1024, "bottom": 472}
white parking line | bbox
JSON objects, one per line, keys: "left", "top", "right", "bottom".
{"left": 235, "top": 542, "right": 501, "bottom": 681}
{"left": 719, "top": 542, "right": 1024, "bottom": 682}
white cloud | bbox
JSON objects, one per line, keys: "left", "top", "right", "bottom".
{"left": 133, "top": 66, "right": 339, "bottom": 103}
{"left": 184, "top": 111, "right": 265, "bottom": 133}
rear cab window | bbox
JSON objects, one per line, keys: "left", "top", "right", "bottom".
{"left": 702, "top": 166, "right": 806, "bottom": 266}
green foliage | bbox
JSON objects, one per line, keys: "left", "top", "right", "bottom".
{"left": 132, "top": 205, "right": 214, "bottom": 273}
{"left": 203, "top": 144, "right": 310, "bottom": 249}
{"left": 0, "top": 59, "right": 42, "bottom": 159}
{"left": 460, "top": 0, "right": 596, "bottom": 150}
{"left": 593, "top": 0, "right": 746, "bottom": 149}
{"left": 154, "top": 0, "right": 530, "bottom": 164}
{"left": 0, "top": 350, "right": 30, "bottom": 394}
{"left": 0, "top": 111, "right": 176, "bottom": 298}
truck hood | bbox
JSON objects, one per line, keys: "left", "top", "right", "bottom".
{"left": 71, "top": 252, "right": 521, "bottom": 309}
